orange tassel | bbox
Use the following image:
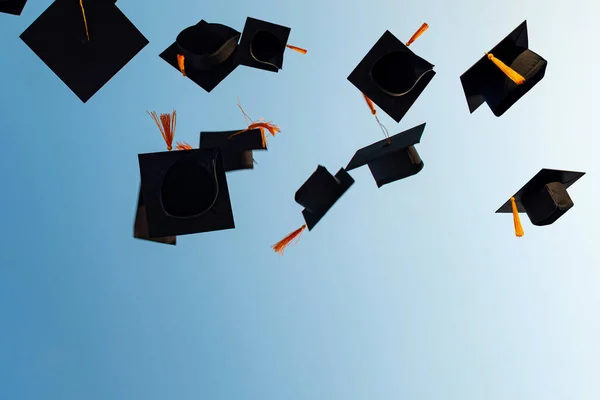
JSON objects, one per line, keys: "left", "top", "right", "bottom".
{"left": 406, "top": 23, "right": 429, "bottom": 46}
{"left": 249, "top": 121, "right": 280, "bottom": 137}
{"left": 272, "top": 224, "right": 307, "bottom": 255}
{"left": 232, "top": 100, "right": 278, "bottom": 148}
{"left": 147, "top": 110, "right": 177, "bottom": 151}
{"left": 362, "top": 93, "right": 377, "bottom": 115}
{"left": 176, "top": 54, "right": 186, "bottom": 76}
{"left": 286, "top": 44, "right": 307, "bottom": 54}
{"left": 486, "top": 53, "right": 525, "bottom": 85}
{"left": 79, "top": 0, "right": 90, "bottom": 42}
{"left": 176, "top": 141, "right": 193, "bottom": 150}
{"left": 229, "top": 122, "right": 279, "bottom": 149}
{"left": 510, "top": 197, "right": 524, "bottom": 237}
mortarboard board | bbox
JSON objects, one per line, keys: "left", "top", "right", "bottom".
{"left": 159, "top": 20, "right": 241, "bottom": 93}
{"left": 460, "top": 20, "right": 547, "bottom": 117}
{"left": 138, "top": 147, "right": 234, "bottom": 238}
{"left": 235, "top": 17, "right": 306, "bottom": 73}
{"left": 496, "top": 168, "right": 585, "bottom": 237}
{"left": 272, "top": 166, "right": 354, "bottom": 254}
{"left": 134, "top": 110, "right": 234, "bottom": 243}
{"left": 19, "top": 0, "right": 148, "bottom": 103}
{"left": 134, "top": 186, "right": 176, "bottom": 245}
{"left": 200, "top": 128, "right": 266, "bottom": 172}
{"left": 0, "top": 0, "right": 28, "bottom": 16}
{"left": 346, "top": 123, "right": 426, "bottom": 188}
{"left": 347, "top": 25, "right": 435, "bottom": 123}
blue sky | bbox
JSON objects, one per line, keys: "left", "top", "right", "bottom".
{"left": 1, "top": 0, "right": 599, "bottom": 399}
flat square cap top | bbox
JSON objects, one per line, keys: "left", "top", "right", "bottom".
{"left": 20, "top": 0, "right": 148, "bottom": 102}
{"left": 0, "top": 0, "right": 28, "bottom": 15}
{"left": 138, "top": 148, "right": 234, "bottom": 238}
{"left": 295, "top": 166, "right": 355, "bottom": 230}
{"left": 346, "top": 123, "right": 425, "bottom": 171}
{"left": 496, "top": 168, "right": 585, "bottom": 213}
{"left": 235, "top": 17, "right": 291, "bottom": 72}
{"left": 200, "top": 129, "right": 266, "bottom": 152}
{"left": 347, "top": 30, "right": 435, "bottom": 123}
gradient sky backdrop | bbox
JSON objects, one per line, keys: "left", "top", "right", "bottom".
{"left": 1, "top": 0, "right": 599, "bottom": 399}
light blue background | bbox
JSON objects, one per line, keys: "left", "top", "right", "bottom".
{"left": 1, "top": 0, "right": 599, "bottom": 399}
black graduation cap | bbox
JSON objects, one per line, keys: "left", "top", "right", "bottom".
{"left": 19, "top": 0, "right": 148, "bottom": 103}
{"left": 0, "top": 0, "right": 28, "bottom": 16}
{"left": 272, "top": 166, "right": 354, "bottom": 254}
{"left": 200, "top": 128, "right": 266, "bottom": 172}
{"left": 134, "top": 186, "right": 176, "bottom": 246}
{"left": 159, "top": 20, "right": 241, "bottom": 93}
{"left": 460, "top": 20, "right": 548, "bottom": 117}
{"left": 347, "top": 30, "right": 436, "bottom": 123}
{"left": 346, "top": 123, "right": 425, "bottom": 188}
{"left": 496, "top": 168, "right": 585, "bottom": 236}
{"left": 235, "top": 17, "right": 293, "bottom": 73}
{"left": 138, "top": 148, "right": 235, "bottom": 239}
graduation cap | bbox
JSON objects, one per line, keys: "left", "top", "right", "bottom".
{"left": 460, "top": 20, "right": 548, "bottom": 117}
{"left": 134, "top": 110, "right": 234, "bottom": 244}
{"left": 160, "top": 20, "right": 241, "bottom": 93}
{"left": 347, "top": 123, "right": 426, "bottom": 188}
{"left": 200, "top": 129, "right": 266, "bottom": 172}
{"left": 272, "top": 166, "right": 354, "bottom": 255}
{"left": 0, "top": 0, "right": 28, "bottom": 16}
{"left": 235, "top": 17, "right": 306, "bottom": 73}
{"left": 347, "top": 23, "right": 435, "bottom": 123}
{"left": 197, "top": 100, "right": 280, "bottom": 171}
{"left": 496, "top": 168, "right": 585, "bottom": 237}
{"left": 19, "top": 0, "right": 148, "bottom": 103}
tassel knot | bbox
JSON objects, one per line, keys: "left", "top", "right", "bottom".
{"left": 486, "top": 53, "right": 526, "bottom": 85}
{"left": 148, "top": 110, "right": 177, "bottom": 151}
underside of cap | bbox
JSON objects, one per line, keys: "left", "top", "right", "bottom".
{"left": 496, "top": 168, "right": 585, "bottom": 218}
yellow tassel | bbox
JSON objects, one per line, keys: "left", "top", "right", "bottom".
{"left": 486, "top": 53, "right": 525, "bottom": 85}
{"left": 406, "top": 23, "right": 429, "bottom": 46}
{"left": 510, "top": 197, "right": 524, "bottom": 237}
{"left": 177, "top": 54, "right": 186, "bottom": 76}
{"left": 272, "top": 224, "right": 307, "bottom": 255}
{"left": 79, "top": 0, "right": 90, "bottom": 42}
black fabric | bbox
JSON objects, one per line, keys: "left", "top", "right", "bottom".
{"left": 19, "top": 0, "right": 148, "bottom": 102}
{"left": 138, "top": 149, "right": 234, "bottom": 238}
{"left": 160, "top": 20, "right": 240, "bottom": 93}
{"left": 199, "top": 129, "right": 266, "bottom": 172}
{"left": 133, "top": 187, "right": 176, "bottom": 245}
{"left": 522, "top": 182, "right": 574, "bottom": 226}
{"left": 348, "top": 30, "right": 435, "bottom": 123}
{"left": 346, "top": 123, "right": 426, "bottom": 187}
{"left": 0, "top": 0, "right": 27, "bottom": 15}
{"left": 460, "top": 20, "right": 547, "bottom": 117}
{"left": 496, "top": 168, "right": 585, "bottom": 226}
{"left": 235, "top": 17, "right": 291, "bottom": 73}
{"left": 367, "top": 146, "right": 424, "bottom": 188}
{"left": 295, "top": 167, "right": 355, "bottom": 231}
{"left": 295, "top": 166, "right": 342, "bottom": 213}
{"left": 161, "top": 157, "right": 217, "bottom": 217}
{"left": 483, "top": 49, "right": 547, "bottom": 116}
{"left": 371, "top": 51, "right": 417, "bottom": 95}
